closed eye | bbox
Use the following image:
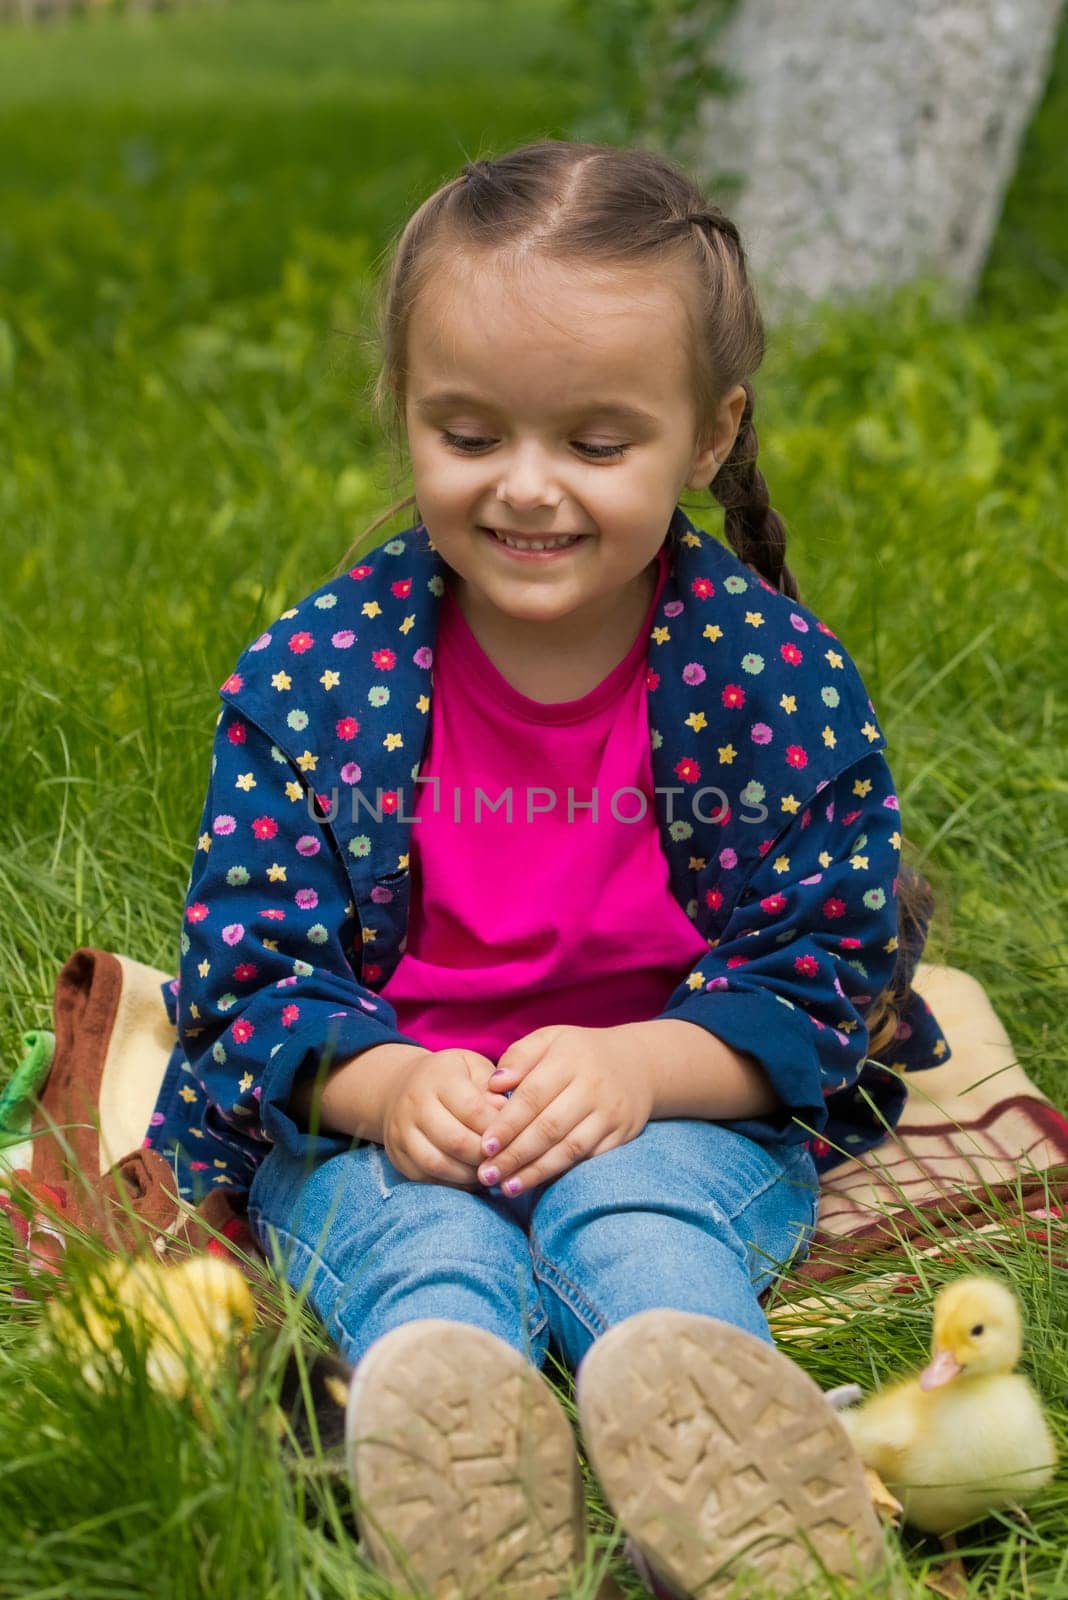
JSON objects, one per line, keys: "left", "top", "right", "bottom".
{"left": 439, "top": 430, "right": 629, "bottom": 461}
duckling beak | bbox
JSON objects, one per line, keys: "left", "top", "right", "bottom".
{"left": 919, "top": 1347, "right": 963, "bottom": 1390}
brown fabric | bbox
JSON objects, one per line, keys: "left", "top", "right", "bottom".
{"left": 790, "top": 1163, "right": 1068, "bottom": 1290}
{"left": 39, "top": 947, "right": 122, "bottom": 1195}
{"left": 768, "top": 1170, "right": 1068, "bottom": 1336}
{"left": 27, "top": 949, "right": 168, "bottom": 1251}
{"left": 810, "top": 961, "right": 1068, "bottom": 1246}
{"left": 17, "top": 946, "right": 251, "bottom": 1266}
{"left": 812, "top": 1095, "right": 1068, "bottom": 1244}
{"left": 765, "top": 961, "right": 1068, "bottom": 1307}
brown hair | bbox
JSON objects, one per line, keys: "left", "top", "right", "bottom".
{"left": 337, "top": 138, "right": 931, "bottom": 1064}
{"left": 343, "top": 139, "right": 797, "bottom": 595}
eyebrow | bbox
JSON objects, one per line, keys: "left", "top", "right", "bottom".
{"left": 412, "top": 390, "right": 659, "bottom": 427}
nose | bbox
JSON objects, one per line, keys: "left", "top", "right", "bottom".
{"left": 494, "top": 440, "right": 563, "bottom": 515}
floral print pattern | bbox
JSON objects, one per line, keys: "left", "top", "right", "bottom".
{"left": 152, "top": 506, "right": 949, "bottom": 1201}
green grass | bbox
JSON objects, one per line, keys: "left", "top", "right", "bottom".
{"left": 1, "top": 1, "right": 1066, "bottom": 1596}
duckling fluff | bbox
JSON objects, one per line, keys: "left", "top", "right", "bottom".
{"left": 47, "top": 1254, "right": 256, "bottom": 1399}
{"left": 838, "top": 1275, "right": 1058, "bottom": 1534}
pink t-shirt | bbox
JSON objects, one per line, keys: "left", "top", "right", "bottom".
{"left": 379, "top": 545, "right": 710, "bottom": 1059}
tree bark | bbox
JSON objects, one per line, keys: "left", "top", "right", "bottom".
{"left": 675, "top": 0, "right": 1065, "bottom": 317}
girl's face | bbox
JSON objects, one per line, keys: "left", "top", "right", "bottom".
{"left": 403, "top": 250, "right": 745, "bottom": 648}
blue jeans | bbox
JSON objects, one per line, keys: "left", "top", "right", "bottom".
{"left": 247, "top": 1118, "right": 820, "bottom": 1373}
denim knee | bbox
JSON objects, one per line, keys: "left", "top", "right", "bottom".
{"left": 248, "top": 1140, "right": 550, "bottom": 1368}
{"left": 527, "top": 1119, "right": 820, "bottom": 1367}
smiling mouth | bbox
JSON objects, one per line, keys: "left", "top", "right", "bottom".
{"left": 482, "top": 527, "right": 588, "bottom": 552}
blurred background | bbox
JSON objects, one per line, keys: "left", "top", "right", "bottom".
{"left": 0, "top": 2, "right": 1066, "bottom": 1594}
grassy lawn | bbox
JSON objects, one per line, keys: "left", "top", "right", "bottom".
{"left": 1, "top": 2, "right": 1066, "bottom": 1596}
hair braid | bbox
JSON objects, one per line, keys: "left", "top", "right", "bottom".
{"left": 681, "top": 208, "right": 742, "bottom": 252}
{"left": 709, "top": 381, "right": 800, "bottom": 602}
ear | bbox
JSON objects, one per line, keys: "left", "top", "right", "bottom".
{"left": 685, "top": 384, "right": 748, "bottom": 489}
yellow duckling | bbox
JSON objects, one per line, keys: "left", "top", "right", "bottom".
{"left": 838, "top": 1275, "right": 1058, "bottom": 1535}
{"left": 47, "top": 1253, "right": 256, "bottom": 1400}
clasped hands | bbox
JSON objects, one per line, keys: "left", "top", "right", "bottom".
{"left": 381, "top": 1023, "right": 655, "bottom": 1196}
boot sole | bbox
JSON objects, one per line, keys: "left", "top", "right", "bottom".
{"left": 576, "top": 1309, "right": 884, "bottom": 1599}
{"left": 346, "top": 1318, "right": 587, "bottom": 1600}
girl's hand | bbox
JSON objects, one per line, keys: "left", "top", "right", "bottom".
{"left": 382, "top": 1047, "right": 510, "bottom": 1190}
{"left": 476, "top": 1025, "right": 654, "bottom": 1196}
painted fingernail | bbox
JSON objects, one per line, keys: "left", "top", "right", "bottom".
{"left": 481, "top": 1166, "right": 500, "bottom": 1185}
{"left": 483, "top": 1137, "right": 500, "bottom": 1156}
{"left": 504, "top": 1177, "right": 521, "bottom": 1196}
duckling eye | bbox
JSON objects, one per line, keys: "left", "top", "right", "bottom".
{"left": 970, "top": 1323, "right": 985, "bottom": 1337}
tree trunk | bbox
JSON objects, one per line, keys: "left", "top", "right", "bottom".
{"left": 674, "top": 0, "right": 1065, "bottom": 317}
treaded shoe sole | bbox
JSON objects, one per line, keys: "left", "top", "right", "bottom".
{"left": 346, "top": 1318, "right": 587, "bottom": 1600}
{"left": 576, "top": 1309, "right": 884, "bottom": 1600}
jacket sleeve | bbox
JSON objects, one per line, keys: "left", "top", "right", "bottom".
{"left": 659, "top": 748, "right": 903, "bottom": 1148}
{"left": 176, "top": 701, "right": 427, "bottom": 1164}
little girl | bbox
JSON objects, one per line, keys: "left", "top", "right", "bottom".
{"left": 156, "top": 140, "right": 950, "bottom": 1600}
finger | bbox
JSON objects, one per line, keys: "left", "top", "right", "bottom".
{"left": 487, "top": 1058, "right": 534, "bottom": 1091}
{"left": 442, "top": 1081, "right": 509, "bottom": 1140}
{"left": 487, "top": 1112, "right": 604, "bottom": 1197}
{"left": 492, "top": 1027, "right": 558, "bottom": 1085}
{"left": 405, "top": 1125, "right": 482, "bottom": 1190}
{"left": 477, "top": 1065, "right": 566, "bottom": 1160}
{"left": 419, "top": 1105, "right": 492, "bottom": 1172}
{"left": 477, "top": 1091, "right": 587, "bottom": 1189}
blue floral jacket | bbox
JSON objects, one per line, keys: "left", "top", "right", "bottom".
{"left": 152, "top": 505, "right": 949, "bottom": 1202}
